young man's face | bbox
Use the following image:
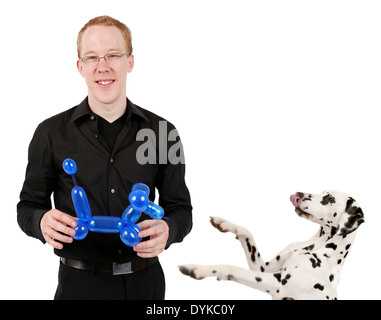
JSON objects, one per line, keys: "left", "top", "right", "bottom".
{"left": 77, "top": 25, "right": 134, "bottom": 108}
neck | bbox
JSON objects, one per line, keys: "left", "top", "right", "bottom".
{"left": 88, "top": 94, "right": 127, "bottom": 123}
{"left": 316, "top": 225, "right": 357, "bottom": 262}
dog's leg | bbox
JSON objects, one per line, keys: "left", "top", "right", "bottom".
{"left": 210, "top": 217, "right": 267, "bottom": 272}
{"left": 179, "top": 264, "right": 280, "bottom": 297}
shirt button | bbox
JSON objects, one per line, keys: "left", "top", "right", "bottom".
{"left": 90, "top": 115, "right": 95, "bottom": 120}
{"left": 110, "top": 188, "right": 115, "bottom": 194}
{"left": 94, "top": 133, "right": 98, "bottom": 139}
{"left": 110, "top": 158, "right": 114, "bottom": 163}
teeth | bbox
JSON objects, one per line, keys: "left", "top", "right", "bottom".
{"left": 98, "top": 80, "right": 113, "bottom": 85}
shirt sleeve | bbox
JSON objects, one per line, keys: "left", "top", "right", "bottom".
{"left": 155, "top": 123, "right": 193, "bottom": 249}
{"left": 17, "top": 123, "right": 56, "bottom": 243}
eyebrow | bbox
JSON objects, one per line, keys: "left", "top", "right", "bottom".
{"left": 82, "top": 48, "right": 123, "bottom": 56}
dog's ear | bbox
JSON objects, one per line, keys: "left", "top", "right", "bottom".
{"left": 338, "top": 197, "right": 365, "bottom": 236}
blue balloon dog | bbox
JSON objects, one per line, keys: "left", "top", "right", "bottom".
{"left": 62, "top": 158, "right": 164, "bottom": 247}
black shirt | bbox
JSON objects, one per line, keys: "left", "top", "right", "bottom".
{"left": 17, "top": 97, "right": 192, "bottom": 263}
{"left": 97, "top": 111, "right": 127, "bottom": 151}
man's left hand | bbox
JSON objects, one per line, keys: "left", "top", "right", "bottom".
{"left": 134, "top": 220, "right": 169, "bottom": 258}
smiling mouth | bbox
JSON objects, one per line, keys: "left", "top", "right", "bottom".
{"left": 295, "top": 207, "right": 314, "bottom": 220}
{"left": 96, "top": 80, "right": 115, "bottom": 87}
{"left": 290, "top": 193, "right": 314, "bottom": 220}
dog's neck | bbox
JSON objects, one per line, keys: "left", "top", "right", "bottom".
{"left": 314, "top": 225, "right": 357, "bottom": 263}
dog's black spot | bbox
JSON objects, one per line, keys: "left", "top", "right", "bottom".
{"left": 339, "top": 198, "right": 365, "bottom": 236}
{"left": 345, "top": 244, "right": 351, "bottom": 251}
{"left": 260, "top": 266, "right": 265, "bottom": 272}
{"left": 282, "top": 297, "right": 295, "bottom": 300}
{"left": 276, "top": 255, "right": 280, "bottom": 261}
{"left": 330, "top": 226, "right": 337, "bottom": 237}
{"left": 246, "top": 238, "right": 251, "bottom": 252}
{"left": 303, "top": 244, "right": 315, "bottom": 251}
{"left": 329, "top": 274, "right": 334, "bottom": 282}
{"left": 274, "top": 273, "right": 291, "bottom": 285}
{"left": 337, "top": 259, "right": 342, "bottom": 264}
{"left": 321, "top": 194, "right": 336, "bottom": 205}
{"left": 212, "top": 270, "right": 217, "bottom": 274}
{"left": 274, "top": 273, "right": 282, "bottom": 282}
{"left": 319, "top": 227, "right": 325, "bottom": 237}
{"left": 251, "top": 250, "right": 256, "bottom": 262}
{"left": 333, "top": 212, "right": 337, "bottom": 217}
{"left": 325, "top": 243, "right": 337, "bottom": 250}
{"left": 314, "top": 283, "right": 324, "bottom": 291}
{"left": 227, "top": 274, "right": 234, "bottom": 280}
{"left": 309, "top": 253, "right": 322, "bottom": 268}
{"left": 255, "top": 277, "right": 262, "bottom": 282}
{"left": 281, "top": 274, "right": 291, "bottom": 286}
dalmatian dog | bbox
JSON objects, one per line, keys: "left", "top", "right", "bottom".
{"left": 179, "top": 191, "right": 364, "bottom": 300}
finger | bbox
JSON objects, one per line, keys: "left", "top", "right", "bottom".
{"left": 136, "top": 219, "right": 156, "bottom": 232}
{"left": 48, "top": 218, "right": 76, "bottom": 238}
{"left": 53, "top": 211, "right": 77, "bottom": 228}
{"left": 135, "top": 240, "right": 165, "bottom": 258}
{"left": 135, "top": 236, "right": 161, "bottom": 251}
{"left": 137, "top": 220, "right": 166, "bottom": 238}
{"left": 42, "top": 228, "right": 67, "bottom": 250}
{"left": 44, "top": 225, "right": 74, "bottom": 244}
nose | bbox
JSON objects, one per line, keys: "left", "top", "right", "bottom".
{"left": 96, "top": 57, "right": 110, "bottom": 71}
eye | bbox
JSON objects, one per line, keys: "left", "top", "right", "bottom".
{"left": 106, "top": 53, "right": 122, "bottom": 61}
{"left": 328, "top": 196, "right": 335, "bottom": 204}
{"left": 83, "top": 56, "right": 98, "bottom": 63}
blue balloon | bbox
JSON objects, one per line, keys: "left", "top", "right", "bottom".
{"left": 71, "top": 186, "right": 92, "bottom": 220}
{"left": 73, "top": 219, "right": 89, "bottom": 240}
{"left": 120, "top": 224, "right": 142, "bottom": 247}
{"left": 89, "top": 216, "right": 122, "bottom": 233}
{"left": 63, "top": 159, "right": 164, "bottom": 247}
{"left": 121, "top": 205, "right": 142, "bottom": 224}
{"left": 132, "top": 183, "right": 150, "bottom": 196}
{"left": 145, "top": 202, "right": 165, "bottom": 220}
{"left": 63, "top": 158, "right": 77, "bottom": 175}
{"left": 129, "top": 189, "right": 149, "bottom": 212}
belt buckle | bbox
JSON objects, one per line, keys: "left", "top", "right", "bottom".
{"left": 112, "top": 261, "right": 133, "bottom": 275}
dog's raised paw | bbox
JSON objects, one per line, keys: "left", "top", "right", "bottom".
{"left": 178, "top": 265, "right": 205, "bottom": 280}
{"left": 210, "top": 216, "right": 230, "bottom": 233}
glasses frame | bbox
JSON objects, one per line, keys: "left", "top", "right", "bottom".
{"left": 79, "top": 52, "right": 131, "bottom": 65}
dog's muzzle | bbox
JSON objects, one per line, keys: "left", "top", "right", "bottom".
{"left": 290, "top": 193, "right": 301, "bottom": 207}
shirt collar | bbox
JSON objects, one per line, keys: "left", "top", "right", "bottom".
{"left": 69, "top": 97, "right": 150, "bottom": 124}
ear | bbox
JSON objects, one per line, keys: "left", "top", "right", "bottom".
{"left": 127, "top": 54, "right": 134, "bottom": 73}
{"left": 77, "top": 60, "right": 85, "bottom": 77}
{"left": 338, "top": 197, "right": 365, "bottom": 236}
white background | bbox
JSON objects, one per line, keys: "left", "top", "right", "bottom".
{"left": 1, "top": 0, "right": 380, "bottom": 300}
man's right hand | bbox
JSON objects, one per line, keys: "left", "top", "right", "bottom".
{"left": 40, "top": 209, "right": 77, "bottom": 249}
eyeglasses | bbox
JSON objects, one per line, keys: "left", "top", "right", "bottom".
{"left": 80, "top": 52, "right": 131, "bottom": 65}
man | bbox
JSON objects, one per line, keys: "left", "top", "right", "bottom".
{"left": 17, "top": 16, "right": 192, "bottom": 300}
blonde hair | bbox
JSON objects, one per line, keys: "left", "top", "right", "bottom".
{"left": 77, "top": 15, "right": 133, "bottom": 58}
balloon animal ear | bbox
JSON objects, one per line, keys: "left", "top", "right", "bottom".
{"left": 338, "top": 197, "right": 365, "bottom": 236}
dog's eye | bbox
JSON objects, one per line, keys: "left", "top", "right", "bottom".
{"left": 328, "top": 196, "right": 335, "bottom": 203}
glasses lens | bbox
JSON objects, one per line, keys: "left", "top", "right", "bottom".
{"left": 105, "top": 53, "right": 123, "bottom": 63}
{"left": 82, "top": 56, "right": 98, "bottom": 65}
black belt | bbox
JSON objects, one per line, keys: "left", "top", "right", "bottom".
{"left": 60, "top": 256, "right": 158, "bottom": 275}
